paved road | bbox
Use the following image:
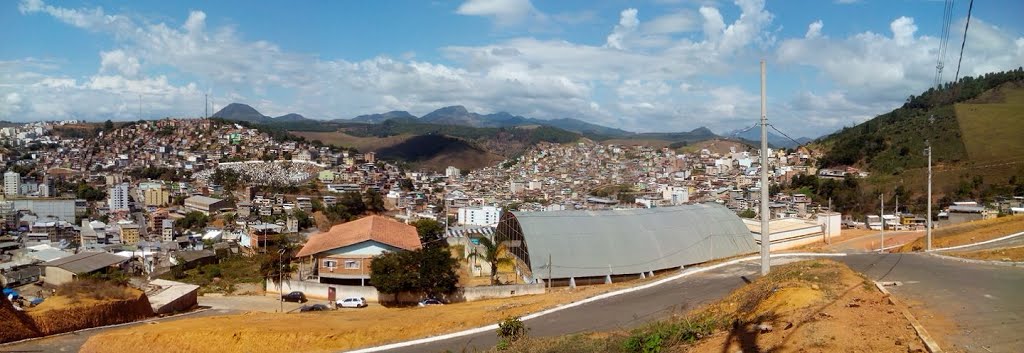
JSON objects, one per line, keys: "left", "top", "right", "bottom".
{"left": 376, "top": 259, "right": 808, "bottom": 353}
{"left": 838, "top": 253, "right": 1024, "bottom": 353}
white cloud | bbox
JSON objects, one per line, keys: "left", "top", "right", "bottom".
{"left": 99, "top": 50, "right": 141, "bottom": 78}
{"left": 643, "top": 10, "right": 699, "bottom": 35}
{"left": 456, "top": 0, "right": 540, "bottom": 26}
{"left": 699, "top": 6, "right": 725, "bottom": 41}
{"left": 10, "top": 0, "right": 1022, "bottom": 138}
{"left": 805, "top": 20, "right": 823, "bottom": 39}
{"left": 606, "top": 8, "right": 639, "bottom": 50}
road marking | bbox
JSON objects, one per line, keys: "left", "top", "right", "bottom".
{"left": 931, "top": 231, "right": 1024, "bottom": 252}
{"left": 345, "top": 252, "right": 847, "bottom": 353}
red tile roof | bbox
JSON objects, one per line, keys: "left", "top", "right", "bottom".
{"left": 296, "top": 215, "right": 421, "bottom": 257}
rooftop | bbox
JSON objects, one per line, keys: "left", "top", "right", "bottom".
{"left": 296, "top": 215, "right": 421, "bottom": 257}
{"left": 42, "top": 251, "right": 127, "bottom": 274}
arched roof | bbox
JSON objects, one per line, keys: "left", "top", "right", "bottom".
{"left": 502, "top": 204, "right": 757, "bottom": 279}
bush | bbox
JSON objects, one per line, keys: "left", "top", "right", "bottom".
{"left": 621, "top": 313, "right": 724, "bottom": 353}
{"left": 496, "top": 316, "right": 529, "bottom": 349}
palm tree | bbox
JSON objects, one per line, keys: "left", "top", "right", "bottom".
{"left": 471, "top": 237, "right": 513, "bottom": 285}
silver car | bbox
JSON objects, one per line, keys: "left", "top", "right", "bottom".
{"left": 337, "top": 297, "right": 368, "bottom": 308}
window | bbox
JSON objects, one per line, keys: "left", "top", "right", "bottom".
{"left": 323, "top": 260, "right": 337, "bottom": 268}
{"left": 345, "top": 260, "right": 360, "bottom": 269}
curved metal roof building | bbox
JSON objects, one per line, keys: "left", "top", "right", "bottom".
{"left": 497, "top": 204, "right": 757, "bottom": 281}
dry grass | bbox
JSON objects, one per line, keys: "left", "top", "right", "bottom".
{"left": 80, "top": 276, "right": 662, "bottom": 353}
{"left": 955, "top": 85, "right": 1024, "bottom": 163}
{"left": 494, "top": 260, "right": 923, "bottom": 353}
{"left": 950, "top": 246, "right": 1024, "bottom": 262}
{"left": 897, "top": 215, "right": 1024, "bottom": 252}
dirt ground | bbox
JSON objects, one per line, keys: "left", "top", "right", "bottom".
{"left": 685, "top": 260, "right": 923, "bottom": 353}
{"left": 79, "top": 276, "right": 661, "bottom": 353}
{"left": 898, "top": 215, "right": 1024, "bottom": 252}
{"left": 950, "top": 246, "right": 1024, "bottom": 262}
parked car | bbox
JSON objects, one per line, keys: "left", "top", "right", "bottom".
{"left": 418, "top": 298, "right": 444, "bottom": 307}
{"left": 337, "top": 297, "right": 368, "bottom": 308}
{"left": 299, "top": 304, "right": 330, "bottom": 312}
{"left": 281, "top": 291, "right": 307, "bottom": 303}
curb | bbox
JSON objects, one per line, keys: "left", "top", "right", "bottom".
{"left": 931, "top": 231, "right": 1024, "bottom": 252}
{"left": 345, "top": 252, "right": 848, "bottom": 353}
{"left": 873, "top": 281, "right": 942, "bottom": 353}
{"left": 926, "top": 252, "right": 1024, "bottom": 267}
{"left": 0, "top": 307, "right": 212, "bottom": 347}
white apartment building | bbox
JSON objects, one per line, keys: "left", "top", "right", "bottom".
{"left": 458, "top": 205, "right": 502, "bottom": 227}
{"left": 4, "top": 171, "right": 20, "bottom": 196}
{"left": 108, "top": 183, "right": 130, "bottom": 212}
{"left": 445, "top": 166, "right": 461, "bottom": 178}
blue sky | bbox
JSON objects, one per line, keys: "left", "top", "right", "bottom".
{"left": 2, "top": 0, "right": 1022, "bottom": 137}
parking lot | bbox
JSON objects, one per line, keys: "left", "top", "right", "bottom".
{"left": 198, "top": 294, "right": 374, "bottom": 313}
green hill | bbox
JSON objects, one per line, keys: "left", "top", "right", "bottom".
{"left": 817, "top": 68, "right": 1024, "bottom": 174}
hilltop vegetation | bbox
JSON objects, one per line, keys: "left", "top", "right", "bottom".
{"left": 817, "top": 68, "right": 1024, "bottom": 174}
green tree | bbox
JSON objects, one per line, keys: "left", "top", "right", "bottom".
{"left": 175, "top": 211, "right": 210, "bottom": 231}
{"left": 103, "top": 120, "right": 114, "bottom": 131}
{"left": 471, "top": 237, "right": 514, "bottom": 285}
{"left": 738, "top": 209, "right": 756, "bottom": 218}
{"left": 340, "top": 191, "right": 366, "bottom": 216}
{"left": 364, "top": 189, "right": 385, "bottom": 214}
{"left": 370, "top": 247, "right": 458, "bottom": 300}
{"left": 413, "top": 219, "right": 446, "bottom": 248}
{"left": 293, "top": 209, "right": 314, "bottom": 230}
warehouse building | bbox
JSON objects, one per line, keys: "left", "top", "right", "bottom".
{"left": 496, "top": 204, "right": 757, "bottom": 286}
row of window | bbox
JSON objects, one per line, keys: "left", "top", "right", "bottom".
{"left": 323, "top": 259, "right": 360, "bottom": 269}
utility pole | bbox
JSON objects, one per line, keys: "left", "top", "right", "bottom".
{"left": 278, "top": 248, "right": 285, "bottom": 313}
{"left": 759, "top": 60, "right": 770, "bottom": 275}
{"left": 880, "top": 194, "right": 886, "bottom": 253}
{"left": 926, "top": 145, "right": 933, "bottom": 251}
{"left": 827, "top": 197, "right": 832, "bottom": 244}
{"left": 548, "top": 253, "right": 552, "bottom": 289}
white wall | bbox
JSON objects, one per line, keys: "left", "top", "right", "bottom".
{"left": 267, "top": 280, "right": 545, "bottom": 303}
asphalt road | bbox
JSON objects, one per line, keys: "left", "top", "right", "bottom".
{"left": 376, "top": 259, "right": 791, "bottom": 353}
{"left": 838, "top": 253, "right": 1024, "bottom": 353}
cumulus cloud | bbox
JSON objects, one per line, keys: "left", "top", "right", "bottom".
{"left": 99, "top": 50, "right": 140, "bottom": 78}
{"left": 606, "top": 8, "right": 639, "bottom": 50}
{"left": 805, "top": 20, "right": 823, "bottom": 39}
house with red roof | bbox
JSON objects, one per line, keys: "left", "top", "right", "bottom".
{"left": 296, "top": 215, "right": 421, "bottom": 285}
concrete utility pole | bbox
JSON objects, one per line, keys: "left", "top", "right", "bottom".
{"left": 827, "top": 198, "right": 832, "bottom": 245}
{"left": 926, "top": 145, "right": 933, "bottom": 251}
{"left": 278, "top": 248, "right": 285, "bottom": 313}
{"left": 880, "top": 195, "right": 886, "bottom": 253}
{"left": 759, "top": 60, "right": 770, "bottom": 275}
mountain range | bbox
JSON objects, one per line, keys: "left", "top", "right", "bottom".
{"left": 212, "top": 103, "right": 810, "bottom": 147}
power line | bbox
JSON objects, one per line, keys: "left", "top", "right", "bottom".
{"left": 934, "top": 0, "right": 955, "bottom": 88}
{"left": 953, "top": 0, "right": 974, "bottom": 83}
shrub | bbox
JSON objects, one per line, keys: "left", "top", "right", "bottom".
{"left": 496, "top": 316, "right": 529, "bottom": 349}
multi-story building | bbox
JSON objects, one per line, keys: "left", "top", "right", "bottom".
{"left": 445, "top": 166, "right": 461, "bottom": 178}
{"left": 458, "top": 205, "right": 502, "bottom": 227}
{"left": 4, "top": 171, "right": 20, "bottom": 197}
{"left": 108, "top": 183, "right": 130, "bottom": 212}
{"left": 161, "top": 219, "right": 175, "bottom": 242}
{"left": 142, "top": 185, "right": 171, "bottom": 207}
{"left": 119, "top": 223, "right": 140, "bottom": 245}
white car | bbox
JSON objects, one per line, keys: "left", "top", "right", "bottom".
{"left": 337, "top": 297, "right": 368, "bottom": 308}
